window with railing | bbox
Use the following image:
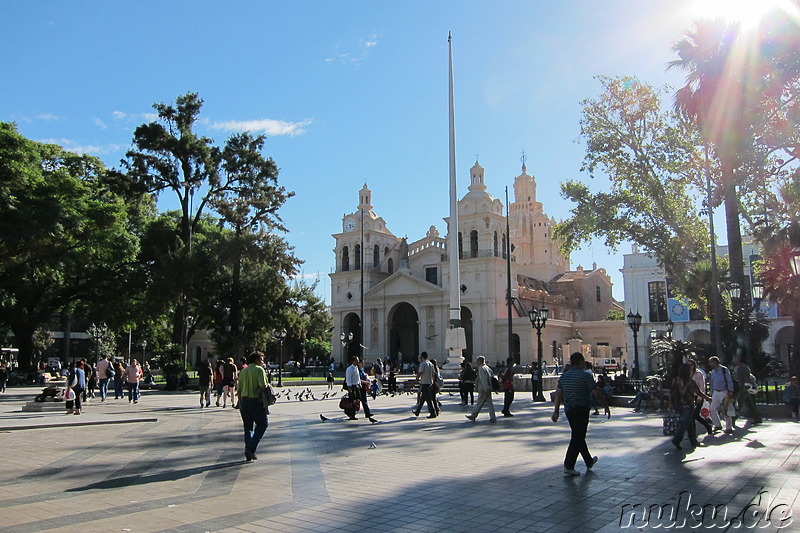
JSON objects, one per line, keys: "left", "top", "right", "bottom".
{"left": 470, "top": 230, "right": 479, "bottom": 258}
{"left": 355, "top": 245, "right": 361, "bottom": 270}
{"left": 342, "top": 246, "right": 349, "bottom": 271}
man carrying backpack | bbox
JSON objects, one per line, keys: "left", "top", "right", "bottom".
{"left": 708, "top": 356, "right": 735, "bottom": 434}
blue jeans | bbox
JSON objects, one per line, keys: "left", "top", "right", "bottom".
{"left": 98, "top": 378, "right": 109, "bottom": 399}
{"left": 114, "top": 379, "right": 124, "bottom": 398}
{"left": 240, "top": 397, "right": 268, "bottom": 453}
{"left": 672, "top": 403, "right": 697, "bottom": 447}
{"left": 127, "top": 382, "right": 140, "bottom": 402}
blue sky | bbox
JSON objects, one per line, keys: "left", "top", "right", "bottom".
{"left": 1, "top": 1, "right": 730, "bottom": 303}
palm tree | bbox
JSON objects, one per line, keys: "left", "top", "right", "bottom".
{"left": 669, "top": 19, "right": 753, "bottom": 301}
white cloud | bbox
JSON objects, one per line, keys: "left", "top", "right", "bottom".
{"left": 93, "top": 117, "right": 107, "bottom": 129}
{"left": 36, "top": 113, "right": 64, "bottom": 121}
{"left": 112, "top": 111, "right": 127, "bottom": 120}
{"left": 211, "top": 118, "right": 312, "bottom": 137}
{"left": 325, "top": 30, "right": 379, "bottom": 64}
{"left": 38, "top": 137, "right": 124, "bottom": 156}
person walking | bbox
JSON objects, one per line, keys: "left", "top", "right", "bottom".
{"left": 530, "top": 362, "right": 541, "bottom": 401}
{"left": 500, "top": 356, "right": 515, "bottom": 416}
{"left": 465, "top": 356, "right": 497, "bottom": 423}
{"left": 732, "top": 355, "right": 762, "bottom": 426}
{"left": 670, "top": 362, "right": 712, "bottom": 450}
{"left": 0, "top": 361, "right": 9, "bottom": 393}
{"left": 688, "top": 359, "right": 713, "bottom": 435}
{"left": 67, "top": 361, "right": 86, "bottom": 415}
{"left": 707, "top": 356, "right": 735, "bottom": 433}
{"left": 96, "top": 355, "right": 113, "bottom": 402}
{"left": 237, "top": 352, "right": 269, "bottom": 461}
{"left": 551, "top": 352, "right": 610, "bottom": 476}
{"left": 125, "top": 359, "right": 143, "bottom": 403}
{"left": 113, "top": 361, "right": 125, "bottom": 399}
{"left": 459, "top": 361, "right": 476, "bottom": 406}
{"left": 387, "top": 364, "right": 397, "bottom": 395}
{"left": 412, "top": 352, "right": 437, "bottom": 418}
{"left": 358, "top": 359, "right": 377, "bottom": 422}
{"left": 343, "top": 356, "right": 367, "bottom": 420}
{"left": 198, "top": 360, "right": 213, "bottom": 408}
{"left": 221, "top": 357, "right": 238, "bottom": 408}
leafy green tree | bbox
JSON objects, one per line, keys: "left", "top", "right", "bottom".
{"left": 554, "top": 76, "right": 710, "bottom": 299}
{"left": 120, "top": 93, "right": 299, "bottom": 351}
{"left": 0, "top": 123, "right": 139, "bottom": 370}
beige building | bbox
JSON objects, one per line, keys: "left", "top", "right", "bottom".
{"left": 329, "top": 161, "right": 625, "bottom": 367}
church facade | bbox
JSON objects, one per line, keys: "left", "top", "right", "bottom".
{"left": 329, "top": 161, "right": 626, "bottom": 367}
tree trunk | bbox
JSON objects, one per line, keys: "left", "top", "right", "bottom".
{"left": 722, "top": 168, "right": 746, "bottom": 365}
{"left": 11, "top": 324, "right": 36, "bottom": 371}
{"left": 793, "top": 308, "right": 800, "bottom": 378}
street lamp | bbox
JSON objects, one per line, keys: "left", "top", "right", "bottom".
{"left": 728, "top": 282, "right": 741, "bottom": 301}
{"left": 790, "top": 247, "right": 800, "bottom": 276}
{"left": 340, "top": 331, "right": 353, "bottom": 359}
{"left": 627, "top": 311, "right": 642, "bottom": 380}
{"left": 751, "top": 281, "right": 764, "bottom": 312}
{"left": 276, "top": 329, "right": 287, "bottom": 387}
{"left": 666, "top": 320, "right": 674, "bottom": 339}
{"left": 141, "top": 340, "right": 147, "bottom": 366}
{"left": 528, "top": 304, "right": 549, "bottom": 402}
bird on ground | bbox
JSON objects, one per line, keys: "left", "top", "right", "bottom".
{"left": 320, "top": 414, "right": 329, "bottom": 422}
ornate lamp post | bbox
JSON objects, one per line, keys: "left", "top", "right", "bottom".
{"left": 666, "top": 319, "right": 674, "bottom": 339}
{"left": 751, "top": 281, "right": 764, "bottom": 312}
{"left": 340, "top": 331, "right": 353, "bottom": 361}
{"left": 528, "top": 304, "right": 549, "bottom": 402}
{"left": 790, "top": 247, "right": 800, "bottom": 277}
{"left": 141, "top": 340, "right": 147, "bottom": 366}
{"left": 627, "top": 311, "right": 642, "bottom": 380}
{"left": 276, "top": 329, "right": 287, "bottom": 387}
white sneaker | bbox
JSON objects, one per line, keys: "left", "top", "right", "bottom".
{"left": 564, "top": 468, "right": 580, "bottom": 476}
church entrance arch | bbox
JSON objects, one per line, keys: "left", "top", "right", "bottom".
{"left": 388, "top": 303, "right": 419, "bottom": 364}
{"left": 462, "top": 306, "right": 474, "bottom": 362}
{"left": 342, "top": 313, "right": 361, "bottom": 363}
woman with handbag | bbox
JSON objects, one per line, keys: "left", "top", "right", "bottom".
{"left": 670, "top": 362, "right": 712, "bottom": 450}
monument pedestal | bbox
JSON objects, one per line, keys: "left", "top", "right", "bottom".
{"left": 441, "top": 327, "right": 466, "bottom": 378}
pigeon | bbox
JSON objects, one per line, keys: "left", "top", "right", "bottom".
{"left": 320, "top": 414, "right": 329, "bottom": 421}
{"left": 368, "top": 442, "right": 377, "bottom": 449}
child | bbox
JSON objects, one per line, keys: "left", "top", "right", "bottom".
{"left": 326, "top": 371, "right": 335, "bottom": 390}
{"left": 370, "top": 378, "right": 381, "bottom": 400}
{"left": 65, "top": 387, "right": 76, "bottom": 415}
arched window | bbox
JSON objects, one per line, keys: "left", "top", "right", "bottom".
{"left": 355, "top": 244, "right": 361, "bottom": 270}
{"left": 469, "top": 230, "right": 479, "bottom": 258}
{"left": 501, "top": 234, "right": 507, "bottom": 259}
{"left": 387, "top": 258, "right": 394, "bottom": 274}
{"left": 373, "top": 245, "right": 380, "bottom": 269}
{"left": 458, "top": 232, "right": 463, "bottom": 260}
{"left": 493, "top": 232, "right": 499, "bottom": 257}
{"left": 342, "top": 246, "right": 350, "bottom": 271}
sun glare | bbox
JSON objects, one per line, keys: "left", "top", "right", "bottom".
{"left": 690, "top": 0, "right": 795, "bottom": 28}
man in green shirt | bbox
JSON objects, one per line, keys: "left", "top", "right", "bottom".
{"left": 237, "top": 351, "right": 269, "bottom": 461}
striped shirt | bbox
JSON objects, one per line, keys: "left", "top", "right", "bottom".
{"left": 557, "top": 368, "right": 597, "bottom": 408}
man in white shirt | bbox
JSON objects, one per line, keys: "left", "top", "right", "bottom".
{"left": 344, "top": 356, "right": 362, "bottom": 420}
{"left": 412, "top": 352, "right": 437, "bottom": 418}
{"left": 466, "top": 356, "right": 497, "bottom": 423}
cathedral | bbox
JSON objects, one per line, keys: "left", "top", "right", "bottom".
{"left": 329, "top": 161, "right": 625, "bottom": 367}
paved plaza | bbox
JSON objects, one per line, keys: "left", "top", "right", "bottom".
{"left": 0, "top": 384, "right": 798, "bottom": 532}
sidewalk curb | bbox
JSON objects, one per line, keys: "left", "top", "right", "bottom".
{"left": 0, "top": 417, "right": 158, "bottom": 431}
